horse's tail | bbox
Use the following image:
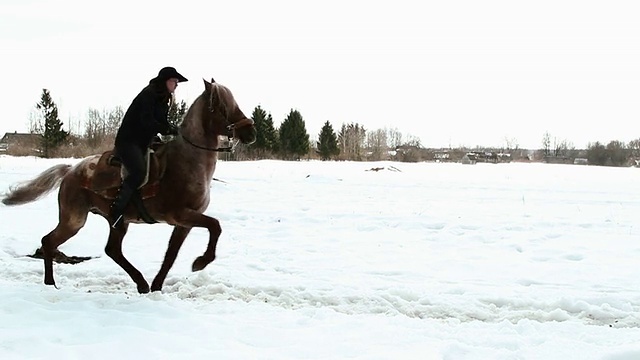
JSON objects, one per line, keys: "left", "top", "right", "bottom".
{"left": 2, "top": 164, "right": 73, "bottom": 206}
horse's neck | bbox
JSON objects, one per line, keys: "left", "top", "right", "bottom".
{"left": 164, "top": 130, "right": 218, "bottom": 183}
{"left": 172, "top": 97, "right": 220, "bottom": 179}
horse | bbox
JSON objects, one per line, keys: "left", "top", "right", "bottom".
{"left": 1, "top": 78, "right": 257, "bottom": 294}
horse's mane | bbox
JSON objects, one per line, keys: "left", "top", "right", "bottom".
{"left": 181, "top": 82, "right": 237, "bottom": 126}
{"left": 208, "top": 83, "right": 236, "bottom": 118}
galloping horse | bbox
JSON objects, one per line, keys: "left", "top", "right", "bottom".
{"left": 1, "top": 78, "right": 256, "bottom": 293}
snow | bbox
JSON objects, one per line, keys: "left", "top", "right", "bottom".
{"left": 1, "top": 155, "right": 640, "bottom": 359}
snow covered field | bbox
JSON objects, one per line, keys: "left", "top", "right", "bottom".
{"left": 1, "top": 155, "right": 640, "bottom": 359}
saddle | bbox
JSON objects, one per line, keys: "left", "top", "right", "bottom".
{"left": 81, "top": 145, "right": 168, "bottom": 200}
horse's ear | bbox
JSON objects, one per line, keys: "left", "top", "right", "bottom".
{"left": 203, "top": 78, "right": 212, "bottom": 92}
{"left": 210, "top": 77, "right": 216, "bottom": 83}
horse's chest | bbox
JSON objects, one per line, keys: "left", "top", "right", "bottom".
{"left": 184, "top": 182, "right": 211, "bottom": 208}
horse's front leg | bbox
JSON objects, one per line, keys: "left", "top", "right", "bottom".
{"left": 174, "top": 210, "right": 222, "bottom": 272}
{"left": 151, "top": 226, "right": 192, "bottom": 292}
{"left": 105, "top": 223, "right": 150, "bottom": 294}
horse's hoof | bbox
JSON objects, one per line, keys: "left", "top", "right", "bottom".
{"left": 137, "top": 283, "right": 150, "bottom": 294}
{"left": 192, "top": 256, "right": 213, "bottom": 272}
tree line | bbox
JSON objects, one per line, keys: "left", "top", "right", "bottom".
{"left": 540, "top": 131, "right": 640, "bottom": 167}
{"left": 14, "top": 88, "right": 640, "bottom": 166}
{"left": 20, "top": 89, "right": 423, "bottom": 161}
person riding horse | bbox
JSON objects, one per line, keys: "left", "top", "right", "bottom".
{"left": 110, "top": 66, "right": 188, "bottom": 228}
{"left": 2, "top": 76, "right": 257, "bottom": 293}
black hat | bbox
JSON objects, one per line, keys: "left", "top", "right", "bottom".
{"left": 155, "top": 67, "right": 188, "bottom": 82}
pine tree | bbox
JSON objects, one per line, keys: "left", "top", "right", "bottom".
{"left": 36, "top": 89, "right": 68, "bottom": 158}
{"left": 317, "top": 121, "right": 339, "bottom": 160}
{"left": 168, "top": 100, "right": 188, "bottom": 126}
{"left": 250, "top": 105, "right": 278, "bottom": 158}
{"left": 278, "top": 109, "right": 310, "bottom": 160}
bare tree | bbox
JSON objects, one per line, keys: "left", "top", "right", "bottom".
{"left": 106, "top": 106, "right": 124, "bottom": 138}
{"left": 28, "top": 109, "right": 42, "bottom": 134}
{"left": 84, "top": 106, "right": 123, "bottom": 148}
{"left": 607, "top": 140, "right": 629, "bottom": 166}
{"left": 542, "top": 131, "right": 551, "bottom": 156}
{"left": 628, "top": 138, "right": 640, "bottom": 159}
{"left": 366, "top": 129, "right": 388, "bottom": 161}
{"left": 504, "top": 137, "right": 519, "bottom": 151}
{"left": 386, "top": 128, "right": 403, "bottom": 149}
{"left": 395, "top": 135, "right": 423, "bottom": 162}
{"left": 338, "top": 123, "right": 366, "bottom": 161}
{"left": 403, "top": 135, "right": 422, "bottom": 147}
{"left": 552, "top": 138, "right": 574, "bottom": 158}
{"left": 84, "top": 109, "right": 104, "bottom": 147}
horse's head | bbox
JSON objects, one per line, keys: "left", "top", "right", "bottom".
{"left": 202, "top": 78, "right": 257, "bottom": 146}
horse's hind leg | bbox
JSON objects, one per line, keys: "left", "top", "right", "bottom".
{"left": 42, "top": 210, "right": 87, "bottom": 287}
{"left": 105, "top": 225, "right": 150, "bottom": 294}
{"left": 151, "top": 226, "right": 192, "bottom": 292}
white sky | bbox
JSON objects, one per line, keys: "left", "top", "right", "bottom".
{"left": 2, "top": 157, "right": 640, "bottom": 358}
{"left": 1, "top": 0, "right": 639, "bottom": 149}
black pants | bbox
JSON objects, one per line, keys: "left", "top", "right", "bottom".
{"left": 114, "top": 142, "right": 147, "bottom": 190}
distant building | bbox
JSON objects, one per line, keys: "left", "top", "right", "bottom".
{"left": 0, "top": 132, "right": 43, "bottom": 155}
{"left": 464, "top": 151, "right": 503, "bottom": 163}
{"left": 433, "top": 150, "right": 450, "bottom": 162}
{"left": 461, "top": 153, "right": 477, "bottom": 165}
{"left": 574, "top": 158, "right": 588, "bottom": 165}
{"left": 497, "top": 153, "right": 511, "bottom": 163}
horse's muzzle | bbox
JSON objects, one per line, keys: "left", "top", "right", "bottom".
{"left": 230, "top": 119, "right": 257, "bottom": 145}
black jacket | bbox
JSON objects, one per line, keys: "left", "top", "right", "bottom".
{"left": 115, "top": 82, "right": 173, "bottom": 149}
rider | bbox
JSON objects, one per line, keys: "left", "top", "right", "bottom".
{"left": 110, "top": 66, "right": 188, "bottom": 228}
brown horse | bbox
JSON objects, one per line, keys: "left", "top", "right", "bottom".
{"left": 1, "top": 78, "right": 256, "bottom": 294}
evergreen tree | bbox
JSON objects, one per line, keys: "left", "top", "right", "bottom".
{"left": 250, "top": 105, "right": 278, "bottom": 158}
{"left": 36, "top": 89, "right": 68, "bottom": 158}
{"left": 168, "top": 100, "right": 188, "bottom": 126}
{"left": 278, "top": 109, "right": 310, "bottom": 160}
{"left": 317, "top": 121, "right": 339, "bottom": 160}
{"left": 267, "top": 113, "right": 280, "bottom": 154}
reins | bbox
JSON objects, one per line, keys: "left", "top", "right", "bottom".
{"left": 179, "top": 118, "right": 254, "bottom": 152}
{"left": 180, "top": 134, "right": 233, "bottom": 152}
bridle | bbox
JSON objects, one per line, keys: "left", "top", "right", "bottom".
{"left": 181, "top": 118, "right": 254, "bottom": 152}
{"left": 179, "top": 94, "right": 254, "bottom": 152}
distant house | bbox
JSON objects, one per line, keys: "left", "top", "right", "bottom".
{"left": 574, "top": 158, "right": 588, "bottom": 165}
{"left": 461, "top": 153, "right": 477, "bottom": 165}
{"left": 433, "top": 150, "right": 450, "bottom": 162}
{"left": 0, "top": 132, "right": 43, "bottom": 155}
{"left": 497, "top": 153, "right": 511, "bottom": 163}
{"left": 465, "top": 151, "right": 498, "bottom": 163}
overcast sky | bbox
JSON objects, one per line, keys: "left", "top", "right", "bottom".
{"left": 2, "top": 0, "right": 639, "bottom": 149}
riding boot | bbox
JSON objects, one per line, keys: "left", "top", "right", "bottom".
{"left": 110, "top": 183, "right": 135, "bottom": 228}
{"left": 129, "top": 190, "right": 158, "bottom": 224}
